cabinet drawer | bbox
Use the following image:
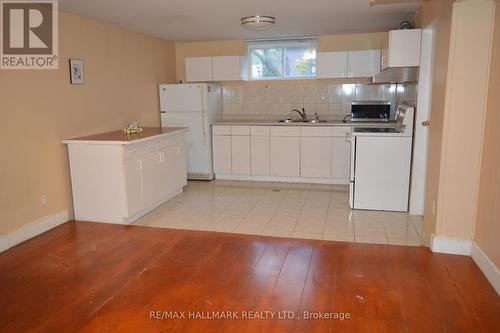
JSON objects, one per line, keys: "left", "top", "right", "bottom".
{"left": 271, "top": 126, "right": 301, "bottom": 137}
{"left": 251, "top": 126, "right": 270, "bottom": 136}
{"left": 212, "top": 126, "right": 231, "bottom": 135}
{"left": 301, "top": 127, "right": 333, "bottom": 137}
{"left": 333, "top": 127, "right": 352, "bottom": 137}
{"left": 231, "top": 126, "right": 250, "bottom": 135}
{"left": 123, "top": 135, "right": 184, "bottom": 159}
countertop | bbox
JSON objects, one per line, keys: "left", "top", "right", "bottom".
{"left": 63, "top": 127, "right": 188, "bottom": 145}
{"left": 213, "top": 119, "right": 400, "bottom": 128}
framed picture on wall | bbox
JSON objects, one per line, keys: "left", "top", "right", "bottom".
{"left": 69, "top": 59, "right": 84, "bottom": 84}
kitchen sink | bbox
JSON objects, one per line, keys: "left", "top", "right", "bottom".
{"left": 278, "top": 119, "right": 327, "bottom": 123}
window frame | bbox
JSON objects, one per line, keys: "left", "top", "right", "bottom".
{"left": 246, "top": 39, "right": 317, "bottom": 80}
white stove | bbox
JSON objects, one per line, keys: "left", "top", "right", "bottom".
{"left": 349, "top": 105, "right": 415, "bottom": 212}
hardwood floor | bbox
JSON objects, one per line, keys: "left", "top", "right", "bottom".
{"left": 0, "top": 221, "right": 499, "bottom": 332}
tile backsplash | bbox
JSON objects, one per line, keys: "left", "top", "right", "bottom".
{"left": 222, "top": 82, "right": 417, "bottom": 119}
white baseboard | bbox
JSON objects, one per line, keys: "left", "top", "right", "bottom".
{"left": 471, "top": 242, "right": 500, "bottom": 295}
{"left": 0, "top": 210, "right": 69, "bottom": 253}
{"left": 430, "top": 234, "right": 472, "bottom": 255}
{"left": 215, "top": 174, "right": 349, "bottom": 185}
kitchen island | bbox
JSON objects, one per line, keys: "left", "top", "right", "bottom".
{"left": 63, "top": 127, "right": 188, "bottom": 224}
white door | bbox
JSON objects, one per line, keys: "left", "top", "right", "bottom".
{"left": 159, "top": 84, "right": 204, "bottom": 112}
{"left": 332, "top": 137, "right": 351, "bottom": 182}
{"left": 185, "top": 57, "right": 213, "bottom": 82}
{"left": 348, "top": 50, "right": 381, "bottom": 77}
{"left": 316, "top": 52, "right": 348, "bottom": 78}
{"left": 410, "top": 23, "right": 435, "bottom": 215}
{"left": 301, "top": 137, "right": 332, "bottom": 178}
{"left": 354, "top": 136, "right": 412, "bottom": 212}
{"left": 231, "top": 136, "right": 250, "bottom": 174}
{"left": 161, "top": 112, "right": 212, "bottom": 176}
{"left": 141, "top": 151, "right": 165, "bottom": 208}
{"left": 124, "top": 158, "right": 143, "bottom": 216}
{"left": 271, "top": 137, "right": 301, "bottom": 177}
{"left": 163, "top": 140, "right": 187, "bottom": 193}
{"left": 251, "top": 136, "right": 270, "bottom": 176}
{"left": 213, "top": 135, "right": 231, "bottom": 174}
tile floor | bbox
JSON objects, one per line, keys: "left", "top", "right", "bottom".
{"left": 135, "top": 180, "right": 424, "bottom": 246}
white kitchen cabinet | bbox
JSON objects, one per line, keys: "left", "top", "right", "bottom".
{"left": 186, "top": 56, "right": 246, "bottom": 82}
{"left": 212, "top": 56, "right": 246, "bottom": 81}
{"left": 332, "top": 128, "right": 352, "bottom": 183}
{"left": 301, "top": 137, "right": 332, "bottom": 178}
{"left": 316, "top": 51, "right": 348, "bottom": 78}
{"left": 64, "top": 128, "right": 188, "bottom": 224}
{"left": 185, "top": 57, "right": 213, "bottom": 82}
{"left": 250, "top": 126, "right": 270, "bottom": 176}
{"left": 348, "top": 50, "right": 381, "bottom": 77}
{"left": 381, "top": 29, "right": 422, "bottom": 69}
{"left": 231, "top": 135, "right": 251, "bottom": 174}
{"left": 213, "top": 134, "right": 232, "bottom": 174}
{"left": 270, "top": 127, "right": 301, "bottom": 177}
{"left": 271, "top": 137, "right": 301, "bottom": 177}
{"left": 124, "top": 158, "right": 143, "bottom": 216}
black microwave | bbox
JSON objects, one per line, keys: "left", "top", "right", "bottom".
{"left": 351, "top": 101, "right": 391, "bottom": 122}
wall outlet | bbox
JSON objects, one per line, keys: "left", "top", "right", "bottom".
{"left": 40, "top": 194, "right": 48, "bottom": 206}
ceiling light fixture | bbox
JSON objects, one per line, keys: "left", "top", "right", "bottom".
{"left": 241, "top": 15, "right": 275, "bottom": 31}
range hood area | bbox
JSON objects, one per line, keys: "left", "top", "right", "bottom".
{"left": 372, "top": 67, "right": 419, "bottom": 84}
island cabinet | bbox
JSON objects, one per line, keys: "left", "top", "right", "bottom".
{"left": 63, "top": 127, "right": 188, "bottom": 224}
{"left": 212, "top": 125, "right": 352, "bottom": 184}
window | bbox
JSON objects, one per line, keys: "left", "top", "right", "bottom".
{"left": 247, "top": 40, "right": 317, "bottom": 80}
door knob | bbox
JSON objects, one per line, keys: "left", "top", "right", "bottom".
{"left": 422, "top": 120, "right": 431, "bottom": 127}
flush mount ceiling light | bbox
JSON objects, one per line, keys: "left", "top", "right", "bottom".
{"left": 241, "top": 15, "right": 275, "bottom": 31}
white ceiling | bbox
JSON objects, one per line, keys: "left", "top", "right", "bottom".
{"left": 59, "top": 0, "right": 421, "bottom": 42}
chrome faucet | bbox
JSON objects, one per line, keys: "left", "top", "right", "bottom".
{"left": 292, "top": 108, "right": 307, "bottom": 121}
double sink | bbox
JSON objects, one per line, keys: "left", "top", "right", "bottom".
{"left": 278, "top": 119, "right": 328, "bottom": 123}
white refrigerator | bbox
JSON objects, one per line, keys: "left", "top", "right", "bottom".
{"left": 159, "top": 83, "right": 222, "bottom": 180}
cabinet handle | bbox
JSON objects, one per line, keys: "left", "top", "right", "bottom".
{"left": 137, "top": 159, "right": 142, "bottom": 170}
{"left": 345, "top": 132, "right": 351, "bottom": 143}
{"left": 157, "top": 152, "right": 162, "bottom": 163}
{"left": 177, "top": 147, "right": 181, "bottom": 156}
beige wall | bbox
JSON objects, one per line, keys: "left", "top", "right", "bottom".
{"left": 0, "top": 12, "right": 176, "bottom": 236}
{"left": 475, "top": 2, "right": 500, "bottom": 268}
{"left": 174, "top": 32, "right": 387, "bottom": 82}
{"left": 416, "top": 0, "right": 454, "bottom": 243}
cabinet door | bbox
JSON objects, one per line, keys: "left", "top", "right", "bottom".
{"left": 185, "top": 57, "right": 213, "bottom": 82}
{"left": 251, "top": 136, "right": 270, "bottom": 175}
{"left": 388, "top": 29, "right": 421, "bottom": 67}
{"left": 213, "top": 135, "right": 231, "bottom": 174}
{"left": 348, "top": 50, "right": 381, "bottom": 77}
{"left": 124, "top": 158, "right": 143, "bottom": 216}
{"left": 316, "top": 52, "right": 348, "bottom": 78}
{"left": 332, "top": 136, "right": 351, "bottom": 182}
{"left": 231, "top": 135, "right": 250, "bottom": 174}
{"left": 163, "top": 141, "right": 187, "bottom": 194}
{"left": 141, "top": 151, "right": 165, "bottom": 207}
{"left": 270, "top": 137, "right": 300, "bottom": 177}
{"left": 212, "top": 56, "right": 245, "bottom": 81}
{"left": 301, "top": 137, "right": 332, "bottom": 178}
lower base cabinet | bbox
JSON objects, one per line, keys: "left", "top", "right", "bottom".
{"left": 212, "top": 125, "right": 351, "bottom": 184}
{"left": 66, "top": 131, "right": 188, "bottom": 224}
{"left": 270, "top": 136, "right": 301, "bottom": 177}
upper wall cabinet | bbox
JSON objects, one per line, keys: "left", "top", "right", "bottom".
{"left": 316, "top": 50, "right": 381, "bottom": 79}
{"left": 185, "top": 57, "right": 213, "bottom": 82}
{"left": 316, "top": 51, "right": 348, "bottom": 78}
{"left": 381, "top": 29, "right": 422, "bottom": 69}
{"left": 185, "top": 56, "right": 246, "bottom": 82}
{"left": 348, "top": 50, "right": 381, "bottom": 78}
{"left": 212, "top": 56, "right": 246, "bottom": 81}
